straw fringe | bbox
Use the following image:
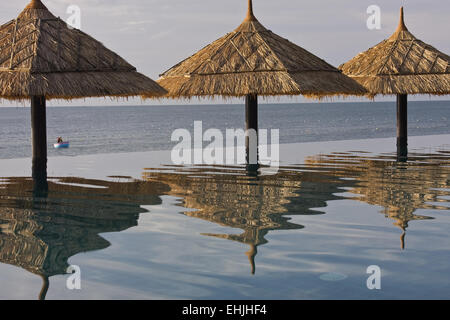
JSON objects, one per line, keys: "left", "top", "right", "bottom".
{"left": 0, "top": 70, "right": 165, "bottom": 101}
{"left": 348, "top": 74, "right": 450, "bottom": 98}
{"left": 158, "top": 70, "right": 368, "bottom": 98}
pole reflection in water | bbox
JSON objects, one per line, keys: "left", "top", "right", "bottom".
{"left": 0, "top": 176, "right": 169, "bottom": 300}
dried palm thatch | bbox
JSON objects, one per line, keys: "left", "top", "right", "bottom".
{"left": 0, "top": 0, "right": 166, "bottom": 101}
{"left": 156, "top": 0, "right": 367, "bottom": 99}
{"left": 340, "top": 7, "right": 450, "bottom": 97}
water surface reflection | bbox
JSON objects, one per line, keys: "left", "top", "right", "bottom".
{"left": 144, "top": 151, "right": 450, "bottom": 271}
{"left": 0, "top": 177, "right": 168, "bottom": 299}
{"left": 0, "top": 149, "right": 449, "bottom": 299}
{"left": 305, "top": 151, "right": 450, "bottom": 248}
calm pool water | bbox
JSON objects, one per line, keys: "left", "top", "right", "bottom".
{"left": 0, "top": 136, "right": 449, "bottom": 300}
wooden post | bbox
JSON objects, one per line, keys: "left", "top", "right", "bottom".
{"left": 245, "top": 94, "right": 258, "bottom": 168}
{"left": 31, "top": 96, "right": 48, "bottom": 187}
{"left": 397, "top": 94, "right": 408, "bottom": 160}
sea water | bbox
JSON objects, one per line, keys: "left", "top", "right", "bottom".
{"left": 0, "top": 101, "right": 449, "bottom": 159}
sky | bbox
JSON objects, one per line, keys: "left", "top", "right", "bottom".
{"left": 1, "top": 0, "right": 449, "bottom": 107}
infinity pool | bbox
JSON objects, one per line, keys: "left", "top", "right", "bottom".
{"left": 0, "top": 135, "right": 449, "bottom": 299}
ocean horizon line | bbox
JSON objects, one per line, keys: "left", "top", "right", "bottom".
{"left": 0, "top": 99, "right": 449, "bottom": 108}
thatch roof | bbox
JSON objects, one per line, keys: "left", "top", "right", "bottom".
{"left": 0, "top": 0, "right": 166, "bottom": 101}
{"left": 340, "top": 7, "right": 450, "bottom": 97}
{"left": 156, "top": 0, "right": 367, "bottom": 98}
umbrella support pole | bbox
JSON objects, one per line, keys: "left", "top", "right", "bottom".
{"left": 396, "top": 94, "right": 408, "bottom": 161}
{"left": 245, "top": 94, "right": 259, "bottom": 168}
{"left": 31, "top": 96, "right": 48, "bottom": 187}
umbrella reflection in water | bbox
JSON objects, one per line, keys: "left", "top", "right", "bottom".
{"left": 305, "top": 151, "right": 450, "bottom": 249}
{"left": 0, "top": 176, "right": 168, "bottom": 299}
{"left": 144, "top": 149, "right": 450, "bottom": 273}
{"left": 144, "top": 165, "right": 346, "bottom": 274}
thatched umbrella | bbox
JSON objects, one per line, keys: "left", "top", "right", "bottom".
{"left": 340, "top": 7, "right": 450, "bottom": 159}
{"left": 156, "top": 0, "right": 367, "bottom": 165}
{"left": 0, "top": 0, "right": 166, "bottom": 182}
